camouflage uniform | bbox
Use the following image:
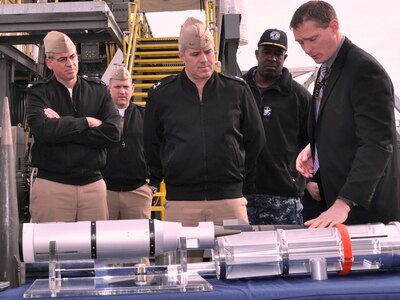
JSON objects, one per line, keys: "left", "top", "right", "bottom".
{"left": 246, "top": 194, "right": 303, "bottom": 225}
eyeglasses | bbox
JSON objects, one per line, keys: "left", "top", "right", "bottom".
{"left": 50, "top": 53, "right": 79, "bottom": 63}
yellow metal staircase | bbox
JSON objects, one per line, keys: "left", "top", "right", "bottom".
{"left": 131, "top": 37, "right": 184, "bottom": 101}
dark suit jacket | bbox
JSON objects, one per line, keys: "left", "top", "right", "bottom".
{"left": 310, "top": 37, "right": 400, "bottom": 224}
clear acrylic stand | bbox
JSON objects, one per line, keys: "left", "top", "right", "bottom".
{"left": 24, "top": 238, "right": 212, "bottom": 298}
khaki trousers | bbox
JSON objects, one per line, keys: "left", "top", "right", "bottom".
{"left": 164, "top": 197, "right": 248, "bottom": 226}
{"left": 30, "top": 178, "right": 108, "bottom": 223}
{"left": 164, "top": 197, "right": 248, "bottom": 262}
{"left": 106, "top": 184, "right": 152, "bottom": 220}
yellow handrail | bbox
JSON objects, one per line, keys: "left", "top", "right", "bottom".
{"left": 124, "top": 0, "right": 154, "bottom": 73}
{"left": 205, "top": 0, "right": 220, "bottom": 72}
{"left": 151, "top": 181, "right": 166, "bottom": 220}
{"left": 141, "top": 13, "right": 153, "bottom": 38}
{"left": 125, "top": 1, "right": 139, "bottom": 71}
{"left": 127, "top": 18, "right": 140, "bottom": 72}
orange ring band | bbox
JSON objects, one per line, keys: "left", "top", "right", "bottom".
{"left": 335, "top": 223, "right": 353, "bottom": 275}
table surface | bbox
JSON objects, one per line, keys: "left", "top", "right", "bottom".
{"left": 2, "top": 270, "right": 400, "bottom": 300}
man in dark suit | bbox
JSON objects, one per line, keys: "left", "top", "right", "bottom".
{"left": 290, "top": 1, "right": 400, "bottom": 228}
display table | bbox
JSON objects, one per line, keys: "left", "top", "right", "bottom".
{"left": 2, "top": 271, "right": 400, "bottom": 300}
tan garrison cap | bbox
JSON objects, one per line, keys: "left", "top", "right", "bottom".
{"left": 43, "top": 31, "right": 76, "bottom": 53}
{"left": 179, "top": 17, "right": 213, "bottom": 49}
{"left": 110, "top": 66, "right": 131, "bottom": 81}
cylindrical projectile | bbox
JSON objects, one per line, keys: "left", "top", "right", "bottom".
{"left": 214, "top": 222, "right": 400, "bottom": 280}
{"left": 0, "top": 97, "right": 23, "bottom": 287}
{"left": 21, "top": 219, "right": 216, "bottom": 263}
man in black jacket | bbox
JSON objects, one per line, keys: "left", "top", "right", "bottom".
{"left": 242, "top": 29, "right": 312, "bottom": 225}
{"left": 292, "top": 1, "right": 400, "bottom": 227}
{"left": 102, "top": 66, "right": 153, "bottom": 220}
{"left": 26, "top": 31, "right": 121, "bottom": 223}
{"left": 144, "top": 17, "right": 265, "bottom": 261}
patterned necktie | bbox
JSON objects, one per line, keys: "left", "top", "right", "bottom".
{"left": 313, "top": 64, "right": 330, "bottom": 174}
{"left": 314, "top": 64, "right": 330, "bottom": 118}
